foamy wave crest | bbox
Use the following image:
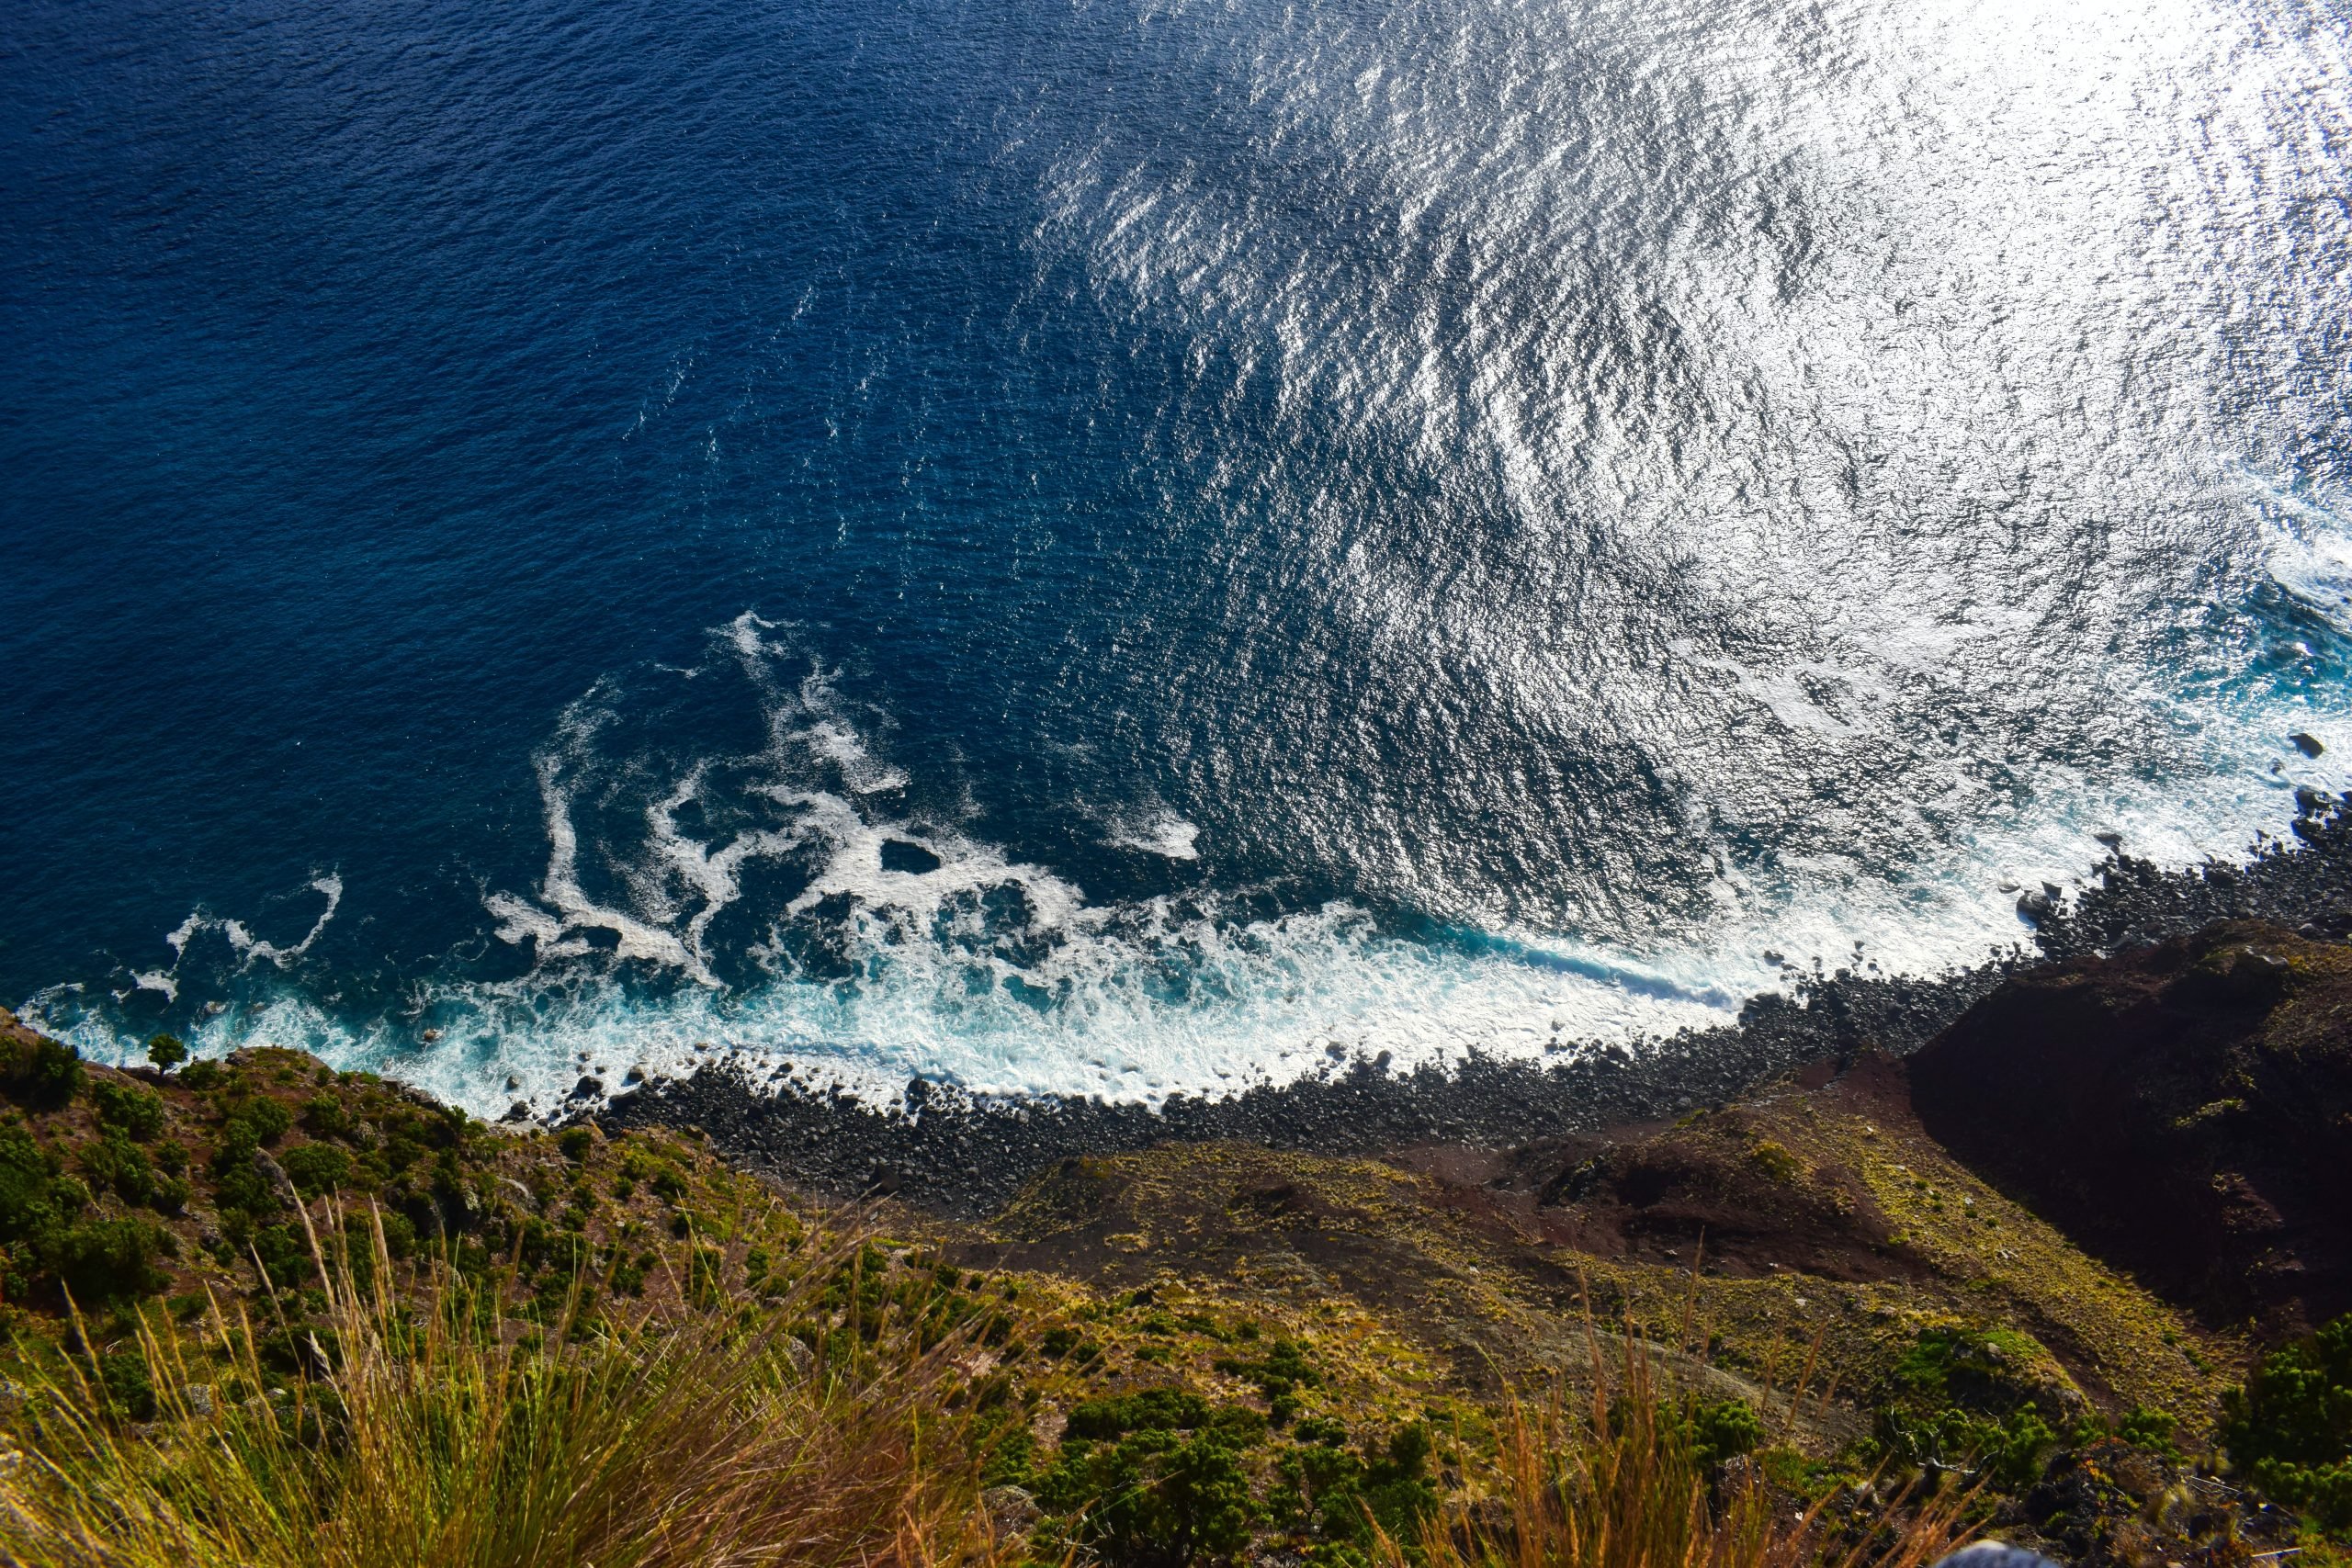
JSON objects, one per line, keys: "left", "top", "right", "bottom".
{"left": 28, "top": 599, "right": 2344, "bottom": 1126}
{"left": 2252, "top": 475, "right": 2352, "bottom": 636}
{"left": 74, "top": 876, "right": 346, "bottom": 1013}
{"left": 1105, "top": 810, "right": 1202, "bottom": 862}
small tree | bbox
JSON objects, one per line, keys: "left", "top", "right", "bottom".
{"left": 145, "top": 1033, "right": 188, "bottom": 1073}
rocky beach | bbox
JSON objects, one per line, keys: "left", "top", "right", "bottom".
{"left": 594, "top": 789, "right": 2352, "bottom": 1219}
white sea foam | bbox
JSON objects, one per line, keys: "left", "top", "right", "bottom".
{"left": 33, "top": 602, "right": 2345, "bottom": 1128}
{"left": 221, "top": 875, "right": 344, "bottom": 967}
{"left": 117, "top": 878, "right": 345, "bottom": 1009}
{"left": 526, "top": 747, "right": 702, "bottom": 976}
{"left": 1107, "top": 811, "right": 1203, "bottom": 861}
{"left": 2252, "top": 477, "right": 2352, "bottom": 635}
{"left": 164, "top": 911, "right": 203, "bottom": 959}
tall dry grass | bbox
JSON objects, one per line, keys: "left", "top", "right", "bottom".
{"left": 0, "top": 1203, "right": 1003, "bottom": 1568}
{"left": 1380, "top": 1318, "right": 1977, "bottom": 1568}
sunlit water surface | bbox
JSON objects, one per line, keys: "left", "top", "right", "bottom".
{"left": 4, "top": 0, "right": 2349, "bottom": 1113}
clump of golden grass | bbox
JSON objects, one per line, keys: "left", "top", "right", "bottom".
{"left": 0, "top": 1203, "right": 1002, "bottom": 1568}
{"left": 1381, "top": 1288, "right": 1976, "bottom": 1568}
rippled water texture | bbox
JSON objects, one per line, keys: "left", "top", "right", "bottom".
{"left": 5, "top": 0, "right": 2349, "bottom": 1111}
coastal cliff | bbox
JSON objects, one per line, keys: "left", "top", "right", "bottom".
{"left": 0, "top": 921, "right": 2348, "bottom": 1565}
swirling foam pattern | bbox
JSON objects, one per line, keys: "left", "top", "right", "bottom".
{"left": 3, "top": 0, "right": 2348, "bottom": 1113}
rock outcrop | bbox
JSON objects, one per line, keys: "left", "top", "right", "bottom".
{"left": 1907, "top": 921, "right": 2352, "bottom": 1337}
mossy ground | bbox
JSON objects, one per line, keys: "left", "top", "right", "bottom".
{"left": 929, "top": 1073, "right": 2232, "bottom": 1457}
{"left": 0, "top": 1006, "right": 2322, "bottom": 1567}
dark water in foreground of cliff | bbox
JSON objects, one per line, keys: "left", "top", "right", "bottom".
{"left": 5, "top": 0, "right": 2351, "bottom": 1116}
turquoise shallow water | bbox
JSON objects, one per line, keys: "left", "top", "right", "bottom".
{"left": 5, "top": 0, "right": 2351, "bottom": 1114}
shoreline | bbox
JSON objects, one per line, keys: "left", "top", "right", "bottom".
{"left": 595, "top": 790, "right": 2352, "bottom": 1214}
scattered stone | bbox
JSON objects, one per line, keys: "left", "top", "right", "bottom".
{"left": 2291, "top": 731, "right": 2325, "bottom": 757}
{"left": 983, "top": 1485, "right": 1041, "bottom": 1535}
{"left": 253, "top": 1149, "right": 300, "bottom": 1210}
{"left": 591, "top": 820, "right": 2352, "bottom": 1221}
{"left": 181, "top": 1383, "right": 215, "bottom": 1417}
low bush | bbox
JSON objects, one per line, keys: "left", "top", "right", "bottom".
{"left": 278, "top": 1143, "right": 355, "bottom": 1200}
{"left": 0, "top": 1121, "right": 171, "bottom": 1303}
{"left": 90, "top": 1081, "right": 165, "bottom": 1142}
{"left": 1378, "top": 1334, "right": 1973, "bottom": 1568}
{"left": 75, "top": 1131, "right": 170, "bottom": 1211}
{"left": 2223, "top": 1313, "right": 2352, "bottom": 1535}
{"left": 1215, "top": 1336, "right": 1319, "bottom": 1423}
{"left": 1035, "top": 1387, "right": 1262, "bottom": 1568}
{"left": 0, "top": 1035, "right": 83, "bottom": 1110}
{"left": 1275, "top": 1417, "right": 1439, "bottom": 1555}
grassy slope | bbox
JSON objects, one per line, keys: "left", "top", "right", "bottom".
{"left": 0, "top": 1003, "right": 2328, "bottom": 1567}
{"left": 941, "top": 1066, "right": 2232, "bottom": 1452}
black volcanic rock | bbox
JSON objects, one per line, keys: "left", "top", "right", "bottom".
{"left": 1908, "top": 920, "right": 2352, "bottom": 1337}
{"left": 603, "top": 814, "right": 2352, "bottom": 1225}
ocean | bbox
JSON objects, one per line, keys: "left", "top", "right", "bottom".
{"left": 5, "top": 0, "right": 2349, "bottom": 1117}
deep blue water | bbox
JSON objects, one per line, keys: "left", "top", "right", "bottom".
{"left": 6, "top": 0, "right": 2351, "bottom": 1112}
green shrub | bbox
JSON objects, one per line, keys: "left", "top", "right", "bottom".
{"left": 212, "top": 1154, "right": 282, "bottom": 1226}
{"left": 686, "top": 1246, "right": 725, "bottom": 1308}
{"left": 1214, "top": 1337, "right": 1321, "bottom": 1417}
{"left": 0, "top": 1121, "right": 73, "bottom": 1229}
{"left": 216, "top": 1094, "right": 294, "bottom": 1154}
{"left": 1275, "top": 1419, "right": 1438, "bottom": 1550}
{"left": 280, "top": 1143, "right": 355, "bottom": 1199}
{"left": 98, "top": 1348, "right": 156, "bottom": 1421}
{"left": 0, "top": 1033, "right": 84, "bottom": 1109}
{"left": 1066, "top": 1388, "right": 1214, "bottom": 1440}
{"left": 1684, "top": 1396, "right": 1766, "bottom": 1468}
{"left": 78, "top": 1129, "right": 161, "bottom": 1207}
{"left": 2222, "top": 1314, "right": 2352, "bottom": 1534}
{"left": 608, "top": 1249, "right": 651, "bottom": 1296}
{"left": 1892, "top": 1326, "right": 2049, "bottom": 1409}
{"left": 0, "top": 1119, "right": 170, "bottom": 1302}
{"left": 558, "top": 1126, "right": 595, "bottom": 1162}
{"left": 2116, "top": 1404, "right": 2181, "bottom": 1459}
{"left": 1878, "top": 1402, "right": 2056, "bottom": 1489}
{"left": 249, "top": 1223, "right": 311, "bottom": 1288}
{"left": 1039, "top": 1412, "right": 1260, "bottom": 1567}
{"left": 379, "top": 1209, "right": 418, "bottom": 1260}
{"left": 301, "top": 1094, "right": 354, "bottom": 1139}
{"left": 145, "top": 1033, "right": 188, "bottom": 1071}
{"left": 92, "top": 1079, "right": 166, "bottom": 1141}
{"left": 46, "top": 1216, "right": 172, "bottom": 1303}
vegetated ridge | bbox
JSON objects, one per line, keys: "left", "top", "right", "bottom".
{"left": 1, "top": 916, "right": 2351, "bottom": 1563}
